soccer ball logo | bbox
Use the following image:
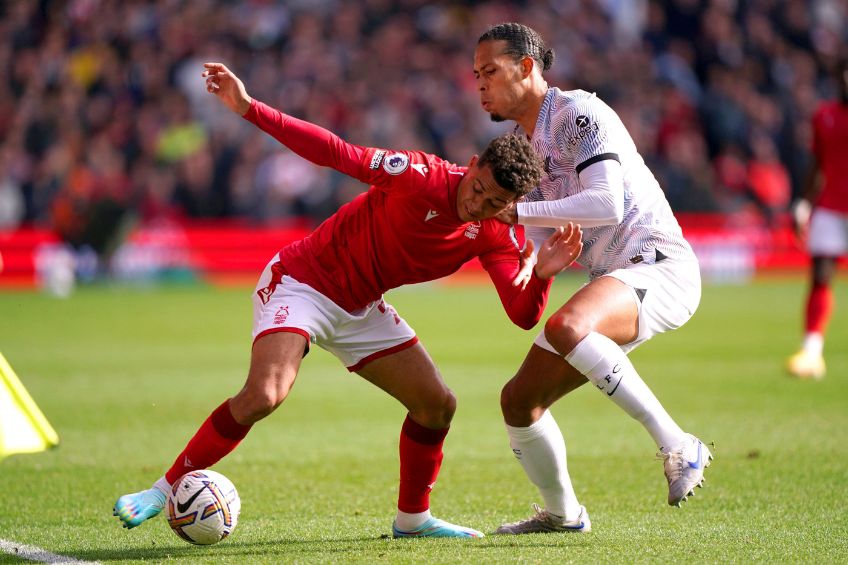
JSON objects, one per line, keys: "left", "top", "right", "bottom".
{"left": 167, "top": 470, "right": 240, "bottom": 545}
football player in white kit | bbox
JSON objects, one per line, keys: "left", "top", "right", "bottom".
{"left": 473, "top": 23, "right": 712, "bottom": 534}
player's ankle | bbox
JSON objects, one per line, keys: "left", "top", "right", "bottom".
{"left": 152, "top": 476, "right": 170, "bottom": 497}
{"left": 395, "top": 509, "right": 432, "bottom": 531}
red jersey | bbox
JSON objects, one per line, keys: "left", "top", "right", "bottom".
{"left": 811, "top": 101, "right": 848, "bottom": 213}
{"left": 244, "top": 100, "right": 552, "bottom": 329}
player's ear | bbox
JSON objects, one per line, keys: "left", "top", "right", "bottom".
{"left": 521, "top": 56, "right": 535, "bottom": 78}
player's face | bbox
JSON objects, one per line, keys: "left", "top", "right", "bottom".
{"left": 473, "top": 40, "right": 529, "bottom": 122}
{"left": 456, "top": 158, "right": 516, "bottom": 222}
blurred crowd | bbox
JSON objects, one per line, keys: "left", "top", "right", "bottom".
{"left": 1, "top": 0, "right": 847, "bottom": 251}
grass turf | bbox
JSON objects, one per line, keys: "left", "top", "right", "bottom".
{"left": 0, "top": 276, "right": 846, "bottom": 563}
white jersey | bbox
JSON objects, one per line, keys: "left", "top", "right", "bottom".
{"left": 518, "top": 88, "right": 696, "bottom": 279}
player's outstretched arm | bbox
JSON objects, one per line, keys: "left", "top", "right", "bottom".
{"left": 203, "top": 64, "right": 371, "bottom": 180}
{"left": 517, "top": 160, "right": 624, "bottom": 229}
{"left": 534, "top": 222, "right": 582, "bottom": 280}
{"left": 203, "top": 62, "right": 252, "bottom": 116}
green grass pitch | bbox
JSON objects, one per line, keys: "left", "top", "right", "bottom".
{"left": 0, "top": 276, "right": 846, "bottom": 563}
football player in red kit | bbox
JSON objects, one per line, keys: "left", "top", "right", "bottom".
{"left": 113, "top": 62, "right": 583, "bottom": 538}
{"left": 787, "top": 58, "right": 848, "bottom": 380}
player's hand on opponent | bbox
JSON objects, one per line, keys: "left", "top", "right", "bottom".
{"left": 512, "top": 239, "right": 538, "bottom": 290}
{"left": 202, "top": 62, "right": 252, "bottom": 116}
{"left": 533, "top": 222, "right": 582, "bottom": 280}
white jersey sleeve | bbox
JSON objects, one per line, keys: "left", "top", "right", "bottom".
{"left": 521, "top": 88, "right": 697, "bottom": 279}
{"left": 518, "top": 160, "right": 624, "bottom": 228}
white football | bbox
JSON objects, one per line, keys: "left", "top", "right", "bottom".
{"left": 166, "top": 470, "right": 240, "bottom": 545}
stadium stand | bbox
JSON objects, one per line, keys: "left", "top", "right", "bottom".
{"left": 0, "top": 0, "right": 845, "bottom": 285}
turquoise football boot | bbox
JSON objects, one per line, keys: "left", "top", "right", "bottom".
{"left": 392, "top": 517, "right": 484, "bottom": 539}
{"left": 113, "top": 488, "right": 166, "bottom": 529}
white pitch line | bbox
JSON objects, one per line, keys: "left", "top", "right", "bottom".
{"left": 0, "top": 539, "right": 101, "bottom": 564}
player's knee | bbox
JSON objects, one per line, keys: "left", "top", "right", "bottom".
{"left": 544, "top": 310, "right": 590, "bottom": 355}
{"left": 812, "top": 257, "right": 836, "bottom": 286}
{"left": 501, "top": 379, "right": 531, "bottom": 422}
{"left": 500, "top": 379, "right": 544, "bottom": 427}
{"left": 410, "top": 388, "right": 455, "bottom": 429}
{"left": 231, "top": 390, "right": 278, "bottom": 424}
{"left": 234, "top": 370, "right": 294, "bottom": 424}
{"left": 500, "top": 380, "right": 519, "bottom": 418}
{"left": 252, "top": 390, "right": 284, "bottom": 420}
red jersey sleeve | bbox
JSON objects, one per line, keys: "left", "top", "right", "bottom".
{"left": 480, "top": 225, "right": 552, "bottom": 330}
{"left": 485, "top": 261, "right": 553, "bottom": 330}
{"left": 243, "top": 99, "right": 432, "bottom": 193}
{"left": 355, "top": 149, "right": 448, "bottom": 195}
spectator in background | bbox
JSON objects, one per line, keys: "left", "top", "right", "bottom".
{"left": 746, "top": 129, "right": 791, "bottom": 226}
{"left": 0, "top": 0, "right": 846, "bottom": 235}
{"left": 786, "top": 56, "right": 848, "bottom": 380}
{"left": 0, "top": 144, "right": 26, "bottom": 230}
{"left": 48, "top": 132, "right": 132, "bottom": 278}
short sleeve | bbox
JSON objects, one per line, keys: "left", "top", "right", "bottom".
{"left": 558, "top": 97, "right": 621, "bottom": 174}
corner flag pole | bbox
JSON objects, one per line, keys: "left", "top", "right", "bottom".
{"left": 0, "top": 352, "right": 59, "bottom": 459}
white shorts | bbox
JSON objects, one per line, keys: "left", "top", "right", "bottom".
{"left": 252, "top": 255, "right": 418, "bottom": 371}
{"left": 534, "top": 259, "right": 701, "bottom": 355}
{"left": 808, "top": 208, "right": 848, "bottom": 257}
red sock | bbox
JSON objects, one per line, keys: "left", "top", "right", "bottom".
{"left": 398, "top": 415, "right": 448, "bottom": 513}
{"left": 805, "top": 283, "right": 834, "bottom": 335}
{"left": 165, "top": 400, "right": 252, "bottom": 484}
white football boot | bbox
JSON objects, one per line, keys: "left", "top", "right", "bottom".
{"left": 495, "top": 504, "right": 591, "bottom": 534}
{"left": 660, "top": 434, "right": 713, "bottom": 507}
{"left": 786, "top": 350, "right": 826, "bottom": 380}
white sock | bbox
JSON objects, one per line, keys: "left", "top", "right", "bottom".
{"left": 505, "top": 410, "right": 581, "bottom": 521}
{"left": 153, "top": 476, "right": 170, "bottom": 496}
{"left": 565, "top": 332, "right": 687, "bottom": 450}
{"left": 802, "top": 332, "right": 824, "bottom": 356}
{"left": 394, "top": 509, "right": 431, "bottom": 531}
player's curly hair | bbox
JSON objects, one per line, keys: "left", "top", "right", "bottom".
{"left": 478, "top": 134, "right": 542, "bottom": 197}
{"left": 478, "top": 22, "right": 554, "bottom": 72}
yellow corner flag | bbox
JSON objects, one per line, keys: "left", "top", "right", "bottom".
{"left": 0, "top": 352, "right": 59, "bottom": 460}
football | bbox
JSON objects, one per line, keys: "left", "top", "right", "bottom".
{"left": 166, "top": 470, "right": 240, "bottom": 545}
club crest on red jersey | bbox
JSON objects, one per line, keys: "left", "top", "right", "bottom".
{"left": 464, "top": 222, "right": 481, "bottom": 240}
{"left": 382, "top": 152, "right": 409, "bottom": 175}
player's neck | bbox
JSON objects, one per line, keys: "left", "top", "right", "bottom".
{"left": 517, "top": 86, "right": 548, "bottom": 137}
